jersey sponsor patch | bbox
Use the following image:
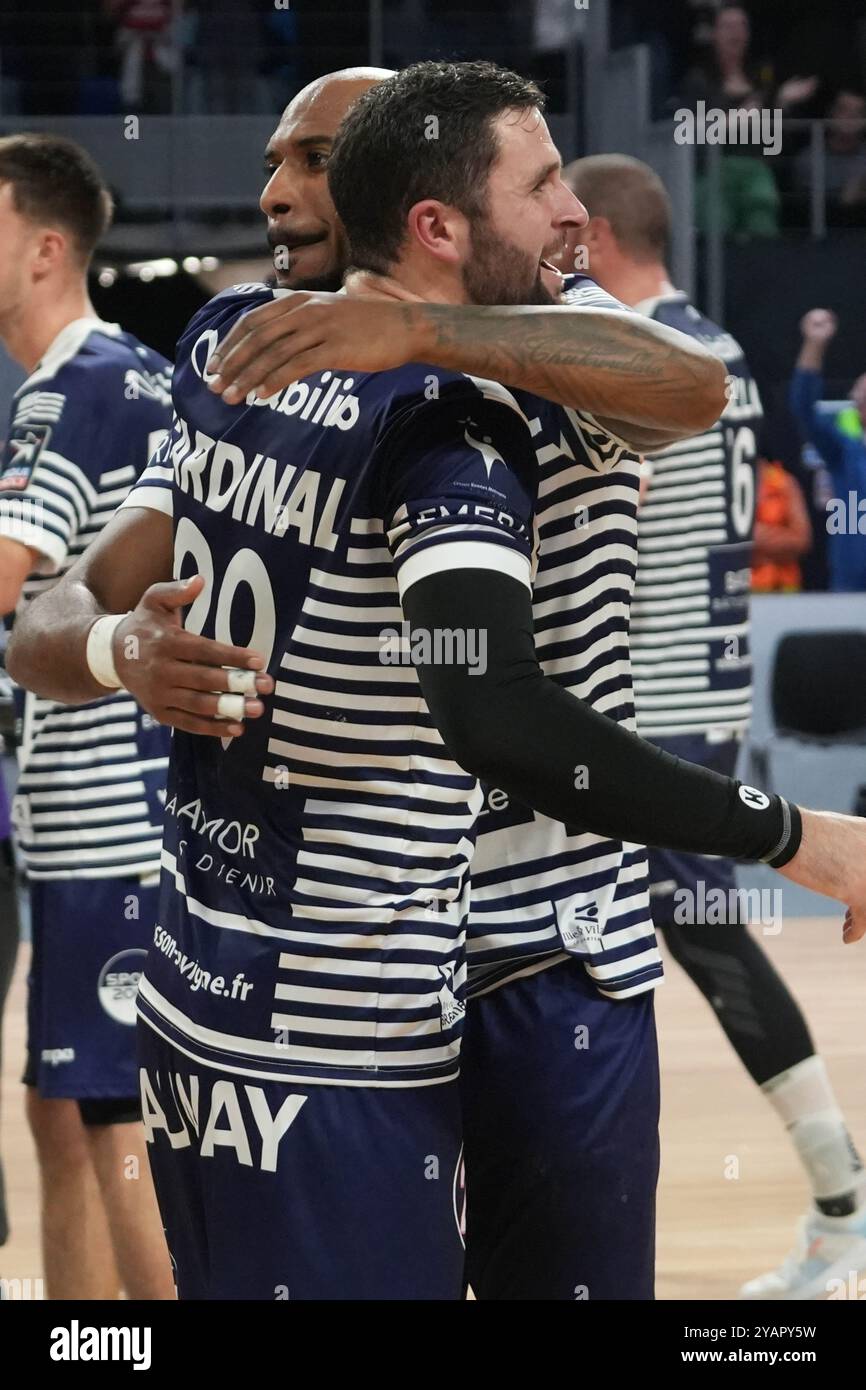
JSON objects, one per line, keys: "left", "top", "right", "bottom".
{"left": 0, "top": 422, "right": 52, "bottom": 489}
{"left": 555, "top": 895, "right": 605, "bottom": 950}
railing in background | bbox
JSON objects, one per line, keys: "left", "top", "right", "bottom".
{"left": 701, "top": 118, "right": 866, "bottom": 324}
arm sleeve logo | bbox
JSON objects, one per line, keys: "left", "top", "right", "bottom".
{"left": 0, "top": 423, "right": 52, "bottom": 489}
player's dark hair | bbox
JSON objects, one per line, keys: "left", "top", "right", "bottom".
{"left": 327, "top": 60, "right": 546, "bottom": 274}
{"left": 563, "top": 154, "right": 671, "bottom": 263}
{"left": 0, "top": 133, "right": 113, "bottom": 267}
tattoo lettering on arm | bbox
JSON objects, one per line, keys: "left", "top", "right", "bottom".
{"left": 416, "top": 304, "right": 727, "bottom": 450}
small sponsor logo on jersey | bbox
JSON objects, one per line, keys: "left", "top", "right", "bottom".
{"left": 437, "top": 962, "right": 465, "bottom": 1030}
{"left": 41, "top": 1047, "right": 75, "bottom": 1066}
{"left": 556, "top": 897, "right": 603, "bottom": 948}
{"left": 463, "top": 423, "right": 507, "bottom": 481}
{"left": 0, "top": 423, "right": 51, "bottom": 488}
{"left": 98, "top": 949, "right": 147, "bottom": 1025}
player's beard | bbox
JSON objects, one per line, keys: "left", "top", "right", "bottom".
{"left": 463, "top": 212, "right": 557, "bottom": 307}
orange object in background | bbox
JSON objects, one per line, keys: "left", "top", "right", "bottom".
{"left": 752, "top": 459, "right": 813, "bottom": 592}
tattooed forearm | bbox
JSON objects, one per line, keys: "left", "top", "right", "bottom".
{"left": 415, "top": 304, "right": 728, "bottom": 449}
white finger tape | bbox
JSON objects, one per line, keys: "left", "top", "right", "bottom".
{"left": 224, "top": 667, "right": 258, "bottom": 695}
{"left": 215, "top": 693, "right": 246, "bottom": 721}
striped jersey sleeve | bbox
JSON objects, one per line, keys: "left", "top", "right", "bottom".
{"left": 377, "top": 383, "right": 538, "bottom": 598}
{"left": 0, "top": 375, "right": 103, "bottom": 572}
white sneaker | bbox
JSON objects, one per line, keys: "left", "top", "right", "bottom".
{"left": 740, "top": 1208, "right": 866, "bottom": 1300}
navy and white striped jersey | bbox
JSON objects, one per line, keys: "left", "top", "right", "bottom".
{"left": 466, "top": 276, "right": 661, "bottom": 1001}
{"left": 0, "top": 317, "right": 172, "bottom": 879}
{"left": 124, "top": 285, "right": 541, "bottom": 1086}
{"left": 631, "top": 293, "right": 762, "bottom": 739}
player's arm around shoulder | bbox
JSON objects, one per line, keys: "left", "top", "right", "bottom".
{"left": 199, "top": 276, "right": 728, "bottom": 452}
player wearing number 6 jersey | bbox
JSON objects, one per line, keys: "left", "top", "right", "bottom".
{"left": 560, "top": 155, "right": 866, "bottom": 1301}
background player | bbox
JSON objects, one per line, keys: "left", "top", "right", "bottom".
{"left": 790, "top": 307, "right": 866, "bottom": 593}
{"left": 10, "top": 64, "right": 866, "bottom": 1302}
{"left": 557, "top": 153, "right": 866, "bottom": 1301}
{"left": 0, "top": 135, "right": 173, "bottom": 1299}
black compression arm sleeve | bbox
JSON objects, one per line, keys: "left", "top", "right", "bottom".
{"left": 402, "top": 568, "right": 801, "bottom": 867}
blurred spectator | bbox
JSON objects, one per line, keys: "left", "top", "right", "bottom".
{"left": 104, "top": 0, "right": 175, "bottom": 113}
{"left": 694, "top": 92, "right": 781, "bottom": 238}
{"left": 752, "top": 458, "right": 813, "bottom": 590}
{"left": 794, "top": 89, "right": 866, "bottom": 213}
{"left": 790, "top": 308, "right": 866, "bottom": 592}
{"left": 679, "top": 3, "right": 818, "bottom": 114}
{"left": 679, "top": 4, "right": 769, "bottom": 110}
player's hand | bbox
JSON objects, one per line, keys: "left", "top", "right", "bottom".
{"left": 777, "top": 808, "right": 866, "bottom": 945}
{"left": 799, "top": 309, "right": 838, "bottom": 345}
{"left": 843, "top": 907, "right": 865, "bottom": 945}
{"left": 111, "top": 575, "right": 275, "bottom": 739}
{"left": 205, "top": 291, "right": 421, "bottom": 404}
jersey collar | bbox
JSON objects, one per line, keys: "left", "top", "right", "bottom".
{"left": 633, "top": 290, "right": 689, "bottom": 318}
{"left": 16, "top": 316, "right": 124, "bottom": 394}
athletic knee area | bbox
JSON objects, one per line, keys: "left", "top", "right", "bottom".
{"left": 25, "top": 1089, "right": 90, "bottom": 1163}
{"left": 657, "top": 917, "right": 747, "bottom": 969}
{"left": 658, "top": 920, "right": 815, "bottom": 1085}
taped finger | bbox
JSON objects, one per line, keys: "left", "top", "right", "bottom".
{"left": 215, "top": 692, "right": 246, "bottom": 721}
{"left": 224, "top": 666, "right": 259, "bottom": 695}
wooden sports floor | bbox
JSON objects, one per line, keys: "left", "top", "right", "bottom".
{"left": 1, "top": 916, "right": 863, "bottom": 1301}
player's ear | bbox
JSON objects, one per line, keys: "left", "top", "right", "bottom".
{"left": 32, "top": 227, "right": 67, "bottom": 280}
{"left": 407, "top": 199, "right": 464, "bottom": 267}
{"left": 584, "top": 215, "right": 610, "bottom": 255}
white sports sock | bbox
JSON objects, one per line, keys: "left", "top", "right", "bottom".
{"left": 762, "top": 1055, "right": 866, "bottom": 1208}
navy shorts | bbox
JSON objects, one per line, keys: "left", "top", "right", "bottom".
{"left": 460, "top": 958, "right": 660, "bottom": 1300}
{"left": 645, "top": 734, "right": 740, "bottom": 929}
{"left": 138, "top": 1020, "right": 465, "bottom": 1300}
{"left": 24, "top": 875, "right": 158, "bottom": 1100}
